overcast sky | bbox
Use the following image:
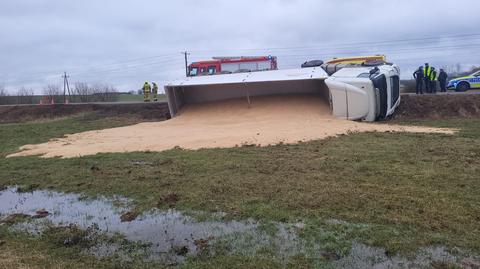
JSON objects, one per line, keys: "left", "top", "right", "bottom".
{"left": 0, "top": 0, "right": 479, "bottom": 94}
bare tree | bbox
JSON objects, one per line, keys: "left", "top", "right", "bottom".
{"left": 455, "top": 63, "right": 462, "bottom": 74}
{"left": 16, "top": 87, "right": 35, "bottom": 104}
{"left": 72, "top": 82, "right": 119, "bottom": 103}
{"left": 42, "top": 84, "right": 62, "bottom": 104}
{"left": 74, "top": 82, "right": 92, "bottom": 103}
{"left": 91, "top": 83, "right": 119, "bottom": 102}
{"left": 0, "top": 83, "right": 9, "bottom": 105}
{"left": 102, "top": 84, "right": 119, "bottom": 102}
{"left": 89, "top": 84, "right": 101, "bottom": 102}
{"left": 0, "top": 84, "right": 6, "bottom": 96}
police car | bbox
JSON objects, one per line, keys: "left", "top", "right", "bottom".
{"left": 447, "top": 70, "right": 480, "bottom": 91}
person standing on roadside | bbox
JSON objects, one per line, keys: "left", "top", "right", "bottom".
{"left": 430, "top": 67, "right": 437, "bottom": 94}
{"left": 152, "top": 82, "right": 158, "bottom": 102}
{"left": 143, "top": 82, "right": 151, "bottom": 102}
{"left": 438, "top": 69, "right": 448, "bottom": 92}
{"left": 413, "top": 66, "right": 424, "bottom": 94}
{"left": 424, "top": 63, "right": 432, "bottom": 93}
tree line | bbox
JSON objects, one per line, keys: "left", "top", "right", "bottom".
{"left": 0, "top": 83, "right": 119, "bottom": 105}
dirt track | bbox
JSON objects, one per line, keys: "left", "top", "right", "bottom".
{"left": 8, "top": 95, "right": 455, "bottom": 158}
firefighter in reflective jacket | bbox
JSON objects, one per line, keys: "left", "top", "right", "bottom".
{"left": 429, "top": 67, "right": 437, "bottom": 94}
{"left": 152, "top": 82, "right": 158, "bottom": 102}
{"left": 143, "top": 82, "right": 151, "bottom": 102}
{"left": 424, "top": 63, "right": 432, "bottom": 93}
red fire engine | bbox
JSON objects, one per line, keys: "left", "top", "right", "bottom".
{"left": 188, "top": 56, "right": 277, "bottom": 77}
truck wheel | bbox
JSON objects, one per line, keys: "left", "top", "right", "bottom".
{"left": 456, "top": 82, "right": 470, "bottom": 92}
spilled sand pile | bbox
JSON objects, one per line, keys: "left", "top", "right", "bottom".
{"left": 8, "top": 95, "right": 455, "bottom": 158}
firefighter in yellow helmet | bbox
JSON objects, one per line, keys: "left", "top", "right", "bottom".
{"left": 152, "top": 82, "right": 158, "bottom": 102}
{"left": 143, "top": 82, "right": 151, "bottom": 102}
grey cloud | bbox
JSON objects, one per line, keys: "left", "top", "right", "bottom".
{"left": 0, "top": 0, "right": 479, "bottom": 93}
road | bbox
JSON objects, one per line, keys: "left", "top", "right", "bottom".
{"left": 0, "top": 101, "right": 167, "bottom": 107}
{"left": 1, "top": 90, "right": 480, "bottom": 107}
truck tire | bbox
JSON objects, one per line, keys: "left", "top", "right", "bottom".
{"left": 456, "top": 82, "right": 470, "bottom": 92}
{"left": 301, "top": 60, "right": 324, "bottom": 68}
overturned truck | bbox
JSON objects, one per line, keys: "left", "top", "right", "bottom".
{"left": 165, "top": 61, "right": 400, "bottom": 122}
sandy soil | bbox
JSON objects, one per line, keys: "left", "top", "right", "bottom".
{"left": 8, "top": 95, "right": 455, "bottom": 158}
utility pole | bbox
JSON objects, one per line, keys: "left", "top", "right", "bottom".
{"left": 181, "top": 51, "right": 190, "bottom": 77}
{"left": 62, "top": 72, "right": 71, "bottom": 104}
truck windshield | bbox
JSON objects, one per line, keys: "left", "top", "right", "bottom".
{"left": 189, "top": 67, "right": 198, "bottom": 76}
{"left": 371, "top": 74, "right": 388, "bottom": 119}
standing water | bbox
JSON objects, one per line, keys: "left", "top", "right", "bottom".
{"left": 0, "top": 187, "right": 477, "bottom": 268}
{"left": 0, "top": 187, "right": 298, "bottom": 264}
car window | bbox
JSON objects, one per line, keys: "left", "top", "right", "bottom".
{"left": 357, "top": 73, "right": 371, "bottom": 78}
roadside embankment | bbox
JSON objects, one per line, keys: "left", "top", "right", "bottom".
{"left": 0, "top": 102, "right": 170, "bottom": 123}
{"left": 395, "top": 94, "right": 480, "bottom": 120}
{"left": 2, "top": 94, "right": 480, "bottom": 124}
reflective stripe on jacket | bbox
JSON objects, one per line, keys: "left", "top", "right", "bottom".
{"left": 143, "top": 84, "right": 151, "bottom": 92}
{"left": 424, "top": 66, "right": 432, "bottom": 78}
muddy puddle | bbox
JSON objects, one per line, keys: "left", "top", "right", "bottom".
{"left": 0, "top": 187, "right": 478, "bottom": 268}
{"left": 0, "top": 187, "right": 299, "bottom": 264}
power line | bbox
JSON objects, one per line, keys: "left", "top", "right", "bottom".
{"left": 68, "top": 57, "right": 183, "bottom": 77}
{"left": 5, "top": 53, "right": 180, "bottom": 79}
{"left": 6, "top": 33, "right": 479, "bottom": 81}
{"left": 3, "top": 57, "right": 183, "bottom": 84}
{"left": 3, "top": 33, "right": 480, "bottom": 86}
{"left": 72, "top": 42, "right": 479, "bottom": 76}
{"left": 274, "top": 43, "right": 480, "bottom": 60}
{"left": 188, "top": 33, "right": 480, "bottom": 53}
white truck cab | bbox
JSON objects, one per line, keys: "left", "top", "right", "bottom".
{"left": 325, "top": 63, "right": 401, "bottom": 121}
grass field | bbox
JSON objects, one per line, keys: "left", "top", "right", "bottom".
{"left": 1, "top": 114, "right": 479, "bottom": 268}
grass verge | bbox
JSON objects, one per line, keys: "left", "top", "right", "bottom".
{"left": 1, "top": 116, "right": 480, "bottom": 267}
{"left": 0, "top": 113, "right": 152, "bottom": 157}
